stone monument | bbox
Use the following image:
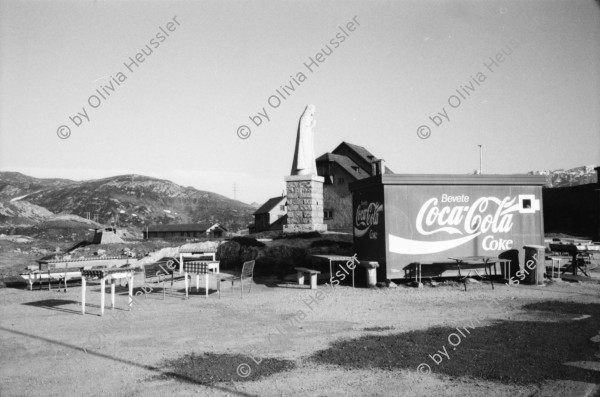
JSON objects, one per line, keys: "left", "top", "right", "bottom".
{"left": 284, "top": 105, "right": 327, "bottom": 233}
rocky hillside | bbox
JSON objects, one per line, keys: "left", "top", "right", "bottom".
{"left": 0, "top": 172, "right": 254, "bottom": 231}
{"left": 0, "top": 200, "right": 54, "bottom": 225}
{"left": 527, "top": 165, "right": 597, "bottom": 188}
{"left": 0, "top": 172, "right": 73, "bottom": 200}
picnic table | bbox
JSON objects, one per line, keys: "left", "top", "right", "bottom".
{"left": 447, "top": 256, "right": 503, "bottom": 291}
{"left": 81, "top": 267, "right": 139, "bottom": 316}
{"left": 22, "top": 267, "right": 83, "bottom": 291}
{"left": 311, "top": 254, "right": 359, "bottom": 288}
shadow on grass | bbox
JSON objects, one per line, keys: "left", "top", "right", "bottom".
{"left": 310, "top": 301, "right": 600, "bottom": 385}
{"left": 153, "top": 352, "right": 295, "bottom": 385}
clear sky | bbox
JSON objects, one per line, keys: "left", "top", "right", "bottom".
{"left": 1, "top": 0, "right": 598, "bottom": 204}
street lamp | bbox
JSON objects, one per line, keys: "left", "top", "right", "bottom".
{"left": 478, "top": 145, "right": 482, "bottom": 175}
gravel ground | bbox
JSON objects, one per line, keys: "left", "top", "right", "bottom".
{"left": 1, "top": 267, "right": 599, "bottom": 397}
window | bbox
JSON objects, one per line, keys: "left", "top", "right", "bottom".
{"left": 337, "top": 177, "right": 345, "bottom": 185}
{"left": 324, "top": 210, "right": 333, "bottom": 220}
{"left": 280, "top": 205, "right": 285, "bottom": 211}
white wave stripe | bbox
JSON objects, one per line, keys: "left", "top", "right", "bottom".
{"left": 354, "top": 227, "right": 370, "bottom": 238}
{"left": 389, "top": 232, "right": 482, "bottom": 255}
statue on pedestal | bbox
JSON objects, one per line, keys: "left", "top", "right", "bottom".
{"left": 291, "top": 104, "right": 317, "bottom": 176}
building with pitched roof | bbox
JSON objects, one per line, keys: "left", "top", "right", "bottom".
{"left": 250, "top": 196, "right": 287, "bottom": 233}
{"left": 143, "top": 223, "right": 227, "bottom": 239}
{"left": 316, "top": 142, "right": 392, "bottom": 231}
{"left": 250, "top": 142, "right": 389, "bottom": 234}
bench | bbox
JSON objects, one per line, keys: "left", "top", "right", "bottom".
{"left": 294, "top": 267, "right": 321, "bottom": 289}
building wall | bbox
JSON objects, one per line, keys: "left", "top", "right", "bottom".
{"left": 322, "top": 164, "right": 356, "bottom": 232}
{"left": 269, "top": 202, "right": 287, "bottom": 224}
{"left": 254, "top": 199, "right": 287, "bottom": 232}
{"left": 145, "top": 229, "right": 224, "bottom": 239}
{"left": 543, "top": 183, "right": 600, "bottom": 239}
{"left": 254, "top": 213, "right": 270, "bottom": 232}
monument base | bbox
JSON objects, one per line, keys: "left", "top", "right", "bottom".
{"left": 284, "top": 174, "right": 328, "bottom": 234}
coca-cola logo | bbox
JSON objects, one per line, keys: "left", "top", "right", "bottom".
{"left": 416, "top": 196, "right": 516, "bottom": 236}
{"left": 355, "top": 201, "right": 382, "bottom": 238}
{"left": 389, "top": 194, "right": 540, "bottom": 255}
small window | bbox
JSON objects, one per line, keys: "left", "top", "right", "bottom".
{"left": 337, "top": 177, "right": 345, "bottom": 185}
{"left": 324, "top": 210, "right": 333, "bottom": 220}
{"left": 280, "top": 205, "right": 285, "bottom": 211}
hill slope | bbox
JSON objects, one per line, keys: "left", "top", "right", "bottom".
{"left": 527, "top": 165, "right": 597, "bottom": 187}
{"left": 0, "top": 172, "right": 254, "bottom": 231}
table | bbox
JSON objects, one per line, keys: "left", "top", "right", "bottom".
{"left": 548, "top": 256, "right": 567, "bottom": 279}
{"left": 81, "top": 267, "right": 138, "bottom": 316}
{"left": 448, "top": 256, "right": 500, "bottom": 291}
{"left": 23, "top": 268, "right": 82, "bottom": 291}
{"left": 550, "top": 243, "right": 599, "bottom": 276}
{"left": 179, "top": 252, "right": 216, "bottom": 274}
{"left": 183, "top": 261, "right": 220, "bottom": 299}
{"left": 311, "top": 255, "right": 359, "bottom": 288}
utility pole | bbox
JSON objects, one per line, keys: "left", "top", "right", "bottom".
{"left": 478, "top": 145, "right": 483, "bottom": 175}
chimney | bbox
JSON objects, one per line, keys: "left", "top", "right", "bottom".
{"left": 377, "top": 159, "right": 386, "bottom": 175}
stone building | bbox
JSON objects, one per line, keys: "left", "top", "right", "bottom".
{"left": 316, "top": 142, "right": 392, "bottom": 232}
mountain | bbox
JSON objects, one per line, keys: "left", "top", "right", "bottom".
{"left": 0, "top": 172, "right": 254, "bottom": 231}
{"left": 0, "top": 200, "right": 54, "bottom": 225}
{"left": 527, "top": 165, "right": 598, "bottom": 188}
{"left": 0, "top": 171, "right": 74, "bottom": 200}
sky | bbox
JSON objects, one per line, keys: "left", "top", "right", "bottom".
{"left": 0, "top": 0, "right": 598, "bottom": 205}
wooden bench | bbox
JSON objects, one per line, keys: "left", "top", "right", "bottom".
{"left": 294, "top": 267, "right": 321, "bottom": 289}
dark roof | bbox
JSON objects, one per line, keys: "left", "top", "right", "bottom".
{"left": 316, "top": 153, "right": 370, "bottom": 181}
{"left": 336, "top": 142, "right": 376, "bottom": 164}
{"left": 330, "top": 142, "right": 394, "bottom": 174}
{"left": 254, "top": 196, "right": 286, "bottom": 215}
{"left": 269, "top": 214, "right": 288, "bottom": 229}
{"left": 147, "top": 223, "right": 225, "bottom": 232}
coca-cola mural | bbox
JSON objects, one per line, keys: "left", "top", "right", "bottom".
{"left": 350, "top": 175, "right": 546, "bottom": 280}
{"left": 352, "top": 185, "right": 386, "bottom": 265}
{"left": 355, "top": 201, "right": 383, "bottom": 239}
{"left": 390, "top": 194, "right": 540, "bottom": 255}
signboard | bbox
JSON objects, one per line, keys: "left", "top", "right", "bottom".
{"left": 384, "top": 185, "right": 543, "bottom": 278}
{"left": 350, "top": 174, "right": 546, "bottom": 280}
{"left": 352, "top": 185, "right": 386, "bottom": 267}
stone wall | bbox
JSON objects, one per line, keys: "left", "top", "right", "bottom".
{"left": 284, "top": 175, "right": 327, "bottom": 233}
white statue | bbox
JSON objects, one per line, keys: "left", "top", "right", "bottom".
{"left": 291, "top": 104, "right": 317, "bottom": 176}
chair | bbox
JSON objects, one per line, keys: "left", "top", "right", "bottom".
{"left": 219, "top": 260, "right": 255, "bottom": 298}
{"left": 142, "top": 259, "right": 176, "bottom": 299}
{"left": 548, "top": 244, "right": 590, "bottom": 277}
